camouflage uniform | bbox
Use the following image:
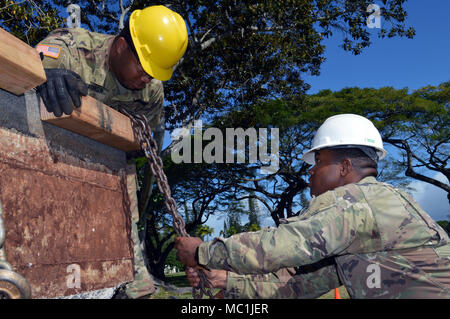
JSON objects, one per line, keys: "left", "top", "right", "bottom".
{"left": 37, "top": 28, "right": 165, "bottom": 298}
{"left": 198, "top": 176, "right": 450, "bottom": 298}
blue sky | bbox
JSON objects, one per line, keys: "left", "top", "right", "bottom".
{"left": 303, "top": 0, "right": 450, "bottom": 93}
{"left": 165, "top": 1, "right": 450, "bottom": 236}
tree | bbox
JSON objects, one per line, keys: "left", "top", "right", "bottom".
{"left": 19, "top": 0, "right": 415, "bottom": 131}
{"left": 199, "top": 82, "right": 449, "bottom": 227}
{"left": 437, "top": 220, "right": 450, "bottom": 236}
{"left": 163, "top": 0, "right": 416, "bottom": 145}
{"left": 220, "top": 198, "right": 247, "bottom": 237}
{"left": 244, "top": 193, "right": 261, "bottom": 232}
{"left": 142, "top": 80, "right": 449, "bottom": 277}
{"left": 195, "top": 224, "right": 214, "bottom": 240}
{"left": 302, "top": 83, "right": 449, "bottom": 202}
{"left": 142, "top": 155, "right": 251, "bottom": 279}
{"left": 2, "top": 0, "right": 419, "bottom": 219}
{"left": 165, "top": 246, "right": 184, "bottom": 271}
{"left": 383, "top": 82, "right": 449, "bottom": 202}
{"left": 0, "top": 0, "right": 62, "bottom": 45}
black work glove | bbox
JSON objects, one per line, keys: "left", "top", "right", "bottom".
{"left": 37, "top": 68, "right": 88, "bottom": 117}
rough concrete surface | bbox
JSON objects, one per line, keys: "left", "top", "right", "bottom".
{"left": 0, "top": 88, "right": 134, "bottom": 298}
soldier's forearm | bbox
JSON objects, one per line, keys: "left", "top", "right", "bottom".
{"left": 198, "top": 223, "right": 325, "bottom": 274}
{"left": 224, "top": 264, "right": 341, "bottom": 299}
{"left": 198, "top": 198, "right": 373, "bottom": 274}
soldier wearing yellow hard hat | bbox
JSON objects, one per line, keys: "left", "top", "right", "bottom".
{"left": 129, "top": 5, "right": 188, "bottom": 81}
{"left": 36, "top": 5, "right": 189, "bottom": 298}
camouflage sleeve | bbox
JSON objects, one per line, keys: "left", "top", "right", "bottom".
{"left": 37, "top": 29, "right": 82, "bottom": 73}
{"left": 198, "top": 183, "right": 379, "bottom": 274}
{"left": 224, "top": 259, "right": 341, "bottom": 299}
{"left": 139, "top": 79, "right": 165, "bottom": 130}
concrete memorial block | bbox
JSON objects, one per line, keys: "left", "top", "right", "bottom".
{"left": 0, "top": 88, "right": 135, "bottom": 298}
{"left": 0, "top": 28, "right": 139, "bottom": 299}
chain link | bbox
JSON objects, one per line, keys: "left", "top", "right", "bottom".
{"left": 120, "top": 107, "right": 214, "bottom": 299}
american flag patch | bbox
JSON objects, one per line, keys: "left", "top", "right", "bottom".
{"left": 36, "top": 44, "right": 61, "bottom": 59}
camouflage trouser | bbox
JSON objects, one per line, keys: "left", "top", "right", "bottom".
{"left": 123, "top": 163, "right": 155, "bottom": 298}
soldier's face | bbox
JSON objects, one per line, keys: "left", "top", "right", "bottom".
{"left": 112, "top": 38, "right": 152, "bottom": 90}
{"left": 308, "top": 149, "right": 343, "bottom": 197}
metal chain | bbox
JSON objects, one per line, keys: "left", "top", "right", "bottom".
{"left": 119, "top": 107, "right": 214, "bottom": 299}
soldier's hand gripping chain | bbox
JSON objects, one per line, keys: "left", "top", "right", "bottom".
{"left": 37, "top": 69, "right": 88, "bottom": 117}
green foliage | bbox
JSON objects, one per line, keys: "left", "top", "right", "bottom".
{"left": 146, "top": 81, "right": 448, "bottom": 278}
{"left": 294, "top": 83, "right": 449, "bottom": 192}
{"left": 437, "top": 220, "right": 450, "bottom": 236}
{"left": 220, "top": 197, "right": 262, "bottom": 237}
{"left": 165, "top": 0, "right": 416, "bottom": 129}
{"left": 0, "top": 0, "right": 62, "bottom": 45}
{"left": 134, "top": 156, "right": 147, "bottom": 170}
{"left": 202, "top": 81, "right": 449, "bottom": 227}
{"left": 165, "top": 245, "right": 184, "bottom": 270}
{"left": 26, "top": 0, "right": 414, "bottom": 130}
{"left": 1, "top": 0, "right": 416, "bottom": 129}
{"left": 220, "top": 199, "right": 247, "bottom": 237}
{"left": 195, "top": 224, "right": 214, "bottom": 240}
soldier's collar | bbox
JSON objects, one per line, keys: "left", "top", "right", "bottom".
{"left": 112, "top": 73, "right": 128, "bottom": 95}
{"left": 357, "top": 176, "right": 378, "bottom": 184}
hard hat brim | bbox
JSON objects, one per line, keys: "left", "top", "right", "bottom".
{"left": 301, "top": 144, "right": 387, "bottom": 166}
{"left": 140, "top": 57, "right": 173, "bottom": 82}
{"left": 301, "top": 114, "right": 387, "bottom": 165}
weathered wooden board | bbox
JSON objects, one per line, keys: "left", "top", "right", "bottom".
{"left": 0, "top": 27, "right": 46, "bottom": 95}
{"left": 40, "top": 96, "right": 141, "bottom": 152}
{"left": 0, "top": 88, "right": 135, "bottom": 298}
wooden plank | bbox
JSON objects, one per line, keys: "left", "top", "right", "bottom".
{"left": 40, "top": 95, "right": 141, "bottom": 151}
{"left": 0, "top": 27, "right": 46, "bottom": 95}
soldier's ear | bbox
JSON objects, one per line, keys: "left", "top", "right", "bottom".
{"left": 339, "top": 158, "right": 353, "bottom": 177}
{"left": 115, "top": 36, "right": 128, "bottom": 55}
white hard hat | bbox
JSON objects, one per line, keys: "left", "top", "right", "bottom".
{"left": 302, "top": 114, "right": 387, "bottom": 165}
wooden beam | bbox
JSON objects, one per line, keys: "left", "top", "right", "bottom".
{"left": 40, "top": 95, "right": 141, "bottom": 152}
{"left": 0, "top": 27, "right": 46, "bottom": 95}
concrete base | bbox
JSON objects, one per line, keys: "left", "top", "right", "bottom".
{"left": 0, "top": 88, "right": 134, "bottom": 298}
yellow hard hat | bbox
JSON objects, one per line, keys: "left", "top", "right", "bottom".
{"left": 129, "top": 6, "right": 188, "bottom": 81}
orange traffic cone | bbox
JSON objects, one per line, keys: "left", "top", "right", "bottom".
{"left": 334, "top": 288, "right": 341, "bottom": 299}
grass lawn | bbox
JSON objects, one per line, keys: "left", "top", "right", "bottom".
{"left": 151, "top": 272, "right": 221, "bottom": 299}
{"left": 165, "top": 272, "right": 191, "bottom": 287}
{"left": 151, "top": 272, "right": 350, "bottom": 299}
{"left": 319, "top": 285, "right": 350, "bottom": 299}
